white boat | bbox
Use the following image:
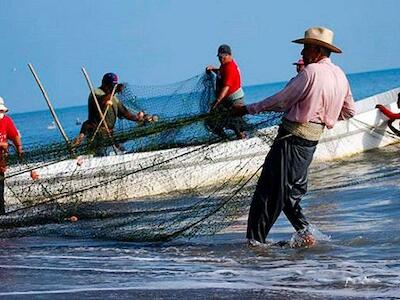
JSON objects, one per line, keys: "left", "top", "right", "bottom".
{"left": 47, "top": 121, "right": 56, "bottom": 130}
{"left": 4, "top": 87, "right": 400, "bottom": 209}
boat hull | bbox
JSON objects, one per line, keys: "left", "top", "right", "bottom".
{"left": 5, "top": 88, "right": 400, "bottom": 207}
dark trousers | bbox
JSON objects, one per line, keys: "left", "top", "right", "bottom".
{"left": 246, "top": 127, "right": 318, "bottom": 243}
{"left": 0, "top": 172, "right": 5, "bottom": 215}
{"left": 205, "top": 97, "right": 247, "bottom": 138}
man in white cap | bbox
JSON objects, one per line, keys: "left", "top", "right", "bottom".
{"left": 0, "top": 96, "right": 23, "bottom": 215}
{"left": 232, "top": 27, "right": 356, "bottom": 246}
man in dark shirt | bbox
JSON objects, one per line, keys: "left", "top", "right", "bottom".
{"left": 73, "top": 73, "right": 144, "bottom": 150}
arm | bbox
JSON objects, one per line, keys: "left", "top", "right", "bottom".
{"left": 375, "top": 104, "right": 400, "bottom": 119}
{"left": 117, "top": 101, "right": 144, "bottom": 122}
{"left": 213, "top": 86, "right": 230, "bottom": 109}
{"left": 246, "top": 72, "right": 310, "bottom": 115}
{"left": 5, "top": 118, "right": 23, "bottom": 157}
{"left": 338, "top": 86, "right": 356, "bottom": 120}
{"left": 11, "top": 135, "right": 23, "bottom": 157}
{"left": 206, "top": 65, "right": 219, "bottom": 75}
{"left": 388, "top": 120, "right": 400, "bottom": 136}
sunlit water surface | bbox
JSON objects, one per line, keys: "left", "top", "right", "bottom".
{"left": 0, "top": 144, "right": 399, "bottom": 299}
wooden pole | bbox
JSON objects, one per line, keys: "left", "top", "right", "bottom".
{"left": 28, "top": 63, "right": 70, "bottom": 145}
{"left": 81, "top": 67, "right": 118, "bottom": 154}
{"left": 90, "top": 84, "right": 117, "bottom": 144}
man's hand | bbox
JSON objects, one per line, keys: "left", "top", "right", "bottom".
{"left": 206, "top": 65, "right": 216, "bottom": 73}
{"left": 136, "top": 111, "right": 145, "bottom": 122}
{"left": 231, "top": 104, "right": 249, "bottom": 117}
{"left": 0, "top": 142, "right": 7, "bottom": 151}
{"left": 116, "top": 83, "right": 126, "bottom": 93}
{"left": 104, "top": 94, "right": 113, "bottom": 107}
{"left": 375, "top": 104, "right": 384, "bottom": 110}
{"left": 17, "top": 150, "right": 24, "bottom": 160}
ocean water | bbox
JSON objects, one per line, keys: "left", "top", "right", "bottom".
{"left": 9, "top": 67, "right": 400, "bottom": 146}
{"left": 1, "top": 68, "right": 400, "bottom": 298}
{"left": 0, "top": 145, "right": 399, "bottom": 298}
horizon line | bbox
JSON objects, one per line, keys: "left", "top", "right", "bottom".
{"left": 10, "top": 66, "right": 400, "bottom": 116}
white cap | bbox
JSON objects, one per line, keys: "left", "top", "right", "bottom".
{"left": 0, "top": 97, "right": 8, "bottom": 112}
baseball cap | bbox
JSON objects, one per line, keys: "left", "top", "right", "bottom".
{"left": 0, "top": 96, "right": 9, "bottom": 112}
{"left": 102, "top": 73, "right": 118, "bottom": 85}
{"left": 217, "top": 44, "right": 232, "bottom": 56}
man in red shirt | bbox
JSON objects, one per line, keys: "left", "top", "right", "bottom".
{"left": 206, "top": 44, "right": 247, "bottom": 139}
{"left": 376, "top": 92, "right": 400, "bottom": 136}
{"left": 0, "top": 97, "right": 23, "bottom": 215}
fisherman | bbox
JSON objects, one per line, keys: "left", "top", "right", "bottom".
{"left": 293, "top": 58, "right": 305, "bottom": 73}
{"left": 73, "top": 73, "right": 145, "bottom": 153}
{"left": 375, "top": 92, "right": 400, "bottom": 136}
{"left": 0, "top": 97, "right": 24, "bottom": 215}
{"left": 205, "top": 44, "right": 247, "bottom": 139}
{"left": 232, "top": 27, "right": 356, "bottom": 247}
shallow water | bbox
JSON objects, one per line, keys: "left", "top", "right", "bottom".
{"left": 0, "top": 144, "right": 399, "bottom": 299}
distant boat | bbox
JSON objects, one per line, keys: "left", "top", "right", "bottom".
{"left": 47, "top": 121, "right": 56, "bottom": 130}
{"left": 76, "top": 118, "right": 82, "bottom": 126}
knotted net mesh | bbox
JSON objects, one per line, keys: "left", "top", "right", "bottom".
{"left": 1, "top": 73, "right": 283, "bottom": 241}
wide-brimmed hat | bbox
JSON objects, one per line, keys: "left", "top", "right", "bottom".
{"left": 292, "top": 27, "right": 342, "bottom": 53}
{"left": 0, "top": 97, "right": 9, "bottom": 112}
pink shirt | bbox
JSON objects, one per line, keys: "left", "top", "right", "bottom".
{"left": 247, "top": 58, "right": 356, "bottom": 129}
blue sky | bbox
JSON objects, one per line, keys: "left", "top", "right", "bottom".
{"left": 0, "top": 0, "right": 400, "bottom": 113}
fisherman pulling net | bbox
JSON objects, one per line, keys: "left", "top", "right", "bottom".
{"left": 0, "top": 66, "right": 284, "bottom": 242}
{"left": 375, "top": 92, "right": 400, "bottom": 136}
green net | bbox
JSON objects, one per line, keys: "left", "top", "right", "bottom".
{"left": 1, "top": 73, "right": 284, "bottom": 241}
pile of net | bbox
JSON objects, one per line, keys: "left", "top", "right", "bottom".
{"left": 1, "top": 73, "right": 283, "bottom": 241}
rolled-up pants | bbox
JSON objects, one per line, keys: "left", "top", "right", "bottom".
{"left": 246, "top": 127, "right": 318, "bottom": 243}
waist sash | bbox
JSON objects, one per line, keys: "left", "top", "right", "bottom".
{"left": 225, "top": 87, "right": 245, "bottom": 103}
{"left": 282, "top": 118, "right": 325, "bottom": 141}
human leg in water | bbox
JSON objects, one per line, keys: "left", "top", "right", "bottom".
{"left": 246, "top": 128, "right": 317, "bottom": 245}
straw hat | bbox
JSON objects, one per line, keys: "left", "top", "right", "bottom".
{"left": 292, "top": 27, "right": 342, "bottom": 53}
{"left": 0, "top": 97, "right": 9, "bottom": 112}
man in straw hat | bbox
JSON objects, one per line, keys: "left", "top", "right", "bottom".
{"left": 232, "top": 27, "right": 356, "bottom": 247}
{"left": 0, "top": 97, "right": 23, "bottom": 215}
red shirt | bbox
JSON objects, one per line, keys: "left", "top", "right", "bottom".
{"left": 0, "top": 115, "right": 19, "bottom": 143}
{"left": 217, "top": 60, "right": 242, "bottom": 97}
{"left": 378, "top": 105, "right": 400, "bottom": 119}
{"left": 0, "top": 115, "right": 19, "bottom": 172}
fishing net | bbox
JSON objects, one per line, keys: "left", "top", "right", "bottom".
{"left": 1, "top": 73, "right": 284, "bottom": 241}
